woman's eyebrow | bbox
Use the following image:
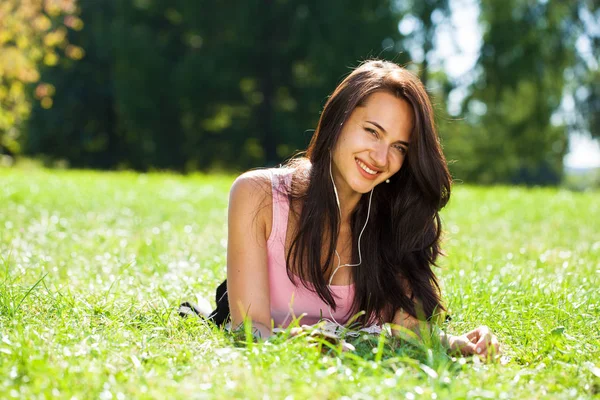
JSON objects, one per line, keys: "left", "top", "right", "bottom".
{"left": 366, "top": 120, "right": 410, "bottom": 146}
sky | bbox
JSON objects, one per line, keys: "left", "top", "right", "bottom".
{"left": 418, "top": 0, "right": 600, "bottom": 169}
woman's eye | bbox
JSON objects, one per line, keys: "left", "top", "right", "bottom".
{"left": 394, "top": 145, "right": 407, "bottom": 154}
{"left": 366, "top": 128, "right": 378, "bottom": 137}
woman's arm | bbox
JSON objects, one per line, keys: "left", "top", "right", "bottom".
{"left": 391, "top": 308, "right": 500, "bottom": 360}
{"left": 226, "top": 171, "right": 273, "bottom": 339}
{"left": 389, "top": 277, "right": 500, "bottom": 359}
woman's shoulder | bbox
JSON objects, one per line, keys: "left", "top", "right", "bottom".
{"left": 232, "top": 168, "right": 271, "bottom": 185}
{"left": 229, "top": 160, "right": 312, "bottom": 205}
{"left": 231, "top": 166, "right": 291, "bottom": 191}
{"left": 230, "top": 165, "right": 301, "bottom": 193}
{"left": 229, "top": 167, "right": 291, "bottom": 205}
{"left": 229, "top": 167, "right": 293, "bottom": 240}
{"left": 229, "top": 168, "right": 274, "bottom": 203}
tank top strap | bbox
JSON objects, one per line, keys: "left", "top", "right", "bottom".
{"left": 268, "top": 168, "right": 292, "bottom": 247}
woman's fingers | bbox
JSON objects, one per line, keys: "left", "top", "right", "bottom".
{"left": 461, "top": 340, "right": 478, "bottom": 355}
{"left": 472, "top": 326, "right": 493, "bottom": 353}
{"left": 477, "top": 334, "right": 502, "bottom": 361}
{"left": 465, "top": 327, "right": 482, "bottom": 342}
{"left": 467, "top": 325, "right": 490, "bottom": 342}
{"left": 458, "top": 326, "right": 501, "bottom": 361}
{"left": 465, "top": 332, "right": 478, "bottom": 344}
{"left": 486, "top": 334, "right": 501, "bottom": 358}
{"left": 449, "top": 335, "right": 477, "bottom": 355}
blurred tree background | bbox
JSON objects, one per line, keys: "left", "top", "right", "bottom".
{"left": 0, "top": 0, "right": 81, "bottom": 158}
{"left": 1, "top": 0, "right": 598, "bottom": 184}
{"left": 443, "top": 0, "right": 600, "bottom": 184}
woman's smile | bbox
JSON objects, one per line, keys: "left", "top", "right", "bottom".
{"left": 355, "top": 158, "right": 381, "bottom": 180}
{"left": 332, "top": 91, "right": 413, "bottom": 196}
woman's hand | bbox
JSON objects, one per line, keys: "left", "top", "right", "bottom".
{"left": 447, "top": 325, "right": 500, "bottom": 361}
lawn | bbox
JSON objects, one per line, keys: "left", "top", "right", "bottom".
{"left": 0, "top": 168, "right": 599, "bottom": 399}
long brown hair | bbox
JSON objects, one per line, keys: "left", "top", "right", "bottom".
{"left": 284, "top": 60, "right": 451, "bottom": 325}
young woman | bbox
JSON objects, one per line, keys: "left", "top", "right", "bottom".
{"left": 218, "top": 60, "right": 498, "bottom": 358}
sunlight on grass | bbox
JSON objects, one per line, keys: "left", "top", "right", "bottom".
{"left": 0, "top": 168, "right": 598, "bottom": 398}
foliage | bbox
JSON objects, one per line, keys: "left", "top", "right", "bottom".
{"left": 15, "top": 0, "right": 600, "bottom": 184}
{"left": 0, "top": 0, "right": 82, "bottom": 158}
{"left": 0, "top": 168, "right": 598, "bottom": 398}
{"left": 25, "top": 0, "right": 413, "bottom": 171}
{"left": 567, "top": 1, "right": 600, "bottom": 139}
{"left": 445, "top": 0, "right": 599, "bottom": 185}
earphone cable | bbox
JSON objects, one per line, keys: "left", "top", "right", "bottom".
{"left": 327, "top": 157, "right": 374, "bottom": 329}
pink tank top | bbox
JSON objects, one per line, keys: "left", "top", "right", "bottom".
{"left": 267, "top": 168, "right": 355, "bottom": 328}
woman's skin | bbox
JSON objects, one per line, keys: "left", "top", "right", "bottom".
{"left": 226, "top": 91, "right": 500, "bottom": 359}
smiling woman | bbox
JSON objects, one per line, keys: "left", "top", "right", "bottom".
{"left": 182, "top": 59, "right": 499, "bottom": 360}
{"left": 332, "top": 91, "right": 412, "bottom": 191}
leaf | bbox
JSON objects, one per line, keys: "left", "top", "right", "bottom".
{"left": 550, "top": 326, "right": 565, "bottom": 336}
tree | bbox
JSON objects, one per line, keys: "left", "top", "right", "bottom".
{"left": 27, "top": 0, "right": 417, "bottom": 171}
{"left": 0, "top": 0, "right": 82, "bottom": 160}
{"left": 447, "top": 0, "right": 599, "bottom": 184}
{"left": 565, "top": 1, "right": 600, "bottom": 140}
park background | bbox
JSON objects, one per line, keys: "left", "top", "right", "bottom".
{"left": 1, "top": 1, "right": 600, "bottom": 399}
{"left": 1, "top": 0, "right": 599, "bottom": 185}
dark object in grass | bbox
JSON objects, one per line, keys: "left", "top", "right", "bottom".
{"left": 179, "top": 279, "right": 230, "bottom": 327}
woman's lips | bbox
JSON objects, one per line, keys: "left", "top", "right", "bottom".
{"left": 355, "top": 158, "right": 380, "bottom": 180}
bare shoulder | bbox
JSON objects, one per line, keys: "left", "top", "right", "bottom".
{"left": 229, "top": 169, "right": 275, "bottom": 240}
{"left": 230, "top": 169, "right": 272, "bottom": 201}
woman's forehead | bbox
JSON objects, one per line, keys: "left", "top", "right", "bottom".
{"left": 352, "top": 92, "right": 414, "bottom": 139}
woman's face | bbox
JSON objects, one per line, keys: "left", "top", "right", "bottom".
{"left": 331, "top": 91, "right": 413, "bottom": 195}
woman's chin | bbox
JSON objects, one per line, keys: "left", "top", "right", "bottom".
{"left": 349, "top": 179, "right": 378, "bottom": 194}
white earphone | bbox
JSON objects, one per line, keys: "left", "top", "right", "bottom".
{"left": 327, "top": 156, "right": 374, "bottom": 328}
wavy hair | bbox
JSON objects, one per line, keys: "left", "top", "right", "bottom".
{"left": 284, "top": 60, "right": 451, "bottom": 326}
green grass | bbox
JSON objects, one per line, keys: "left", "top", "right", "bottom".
{"left": 0, "top": 168, "right": 599, "bottom": 399}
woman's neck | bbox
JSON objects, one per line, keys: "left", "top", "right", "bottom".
{"left": 337, "top": 192, "right": 361, "bottom": 224}
{"left": 331, "top": 170, "right": 362, "bottom": 224}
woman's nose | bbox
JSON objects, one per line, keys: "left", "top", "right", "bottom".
{"left": 370, "top": 142, "right": 388, "bottom": 168}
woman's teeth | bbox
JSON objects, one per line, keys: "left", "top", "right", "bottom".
{"left": 356, "top": 159, "right": 377, "bottom": 175}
